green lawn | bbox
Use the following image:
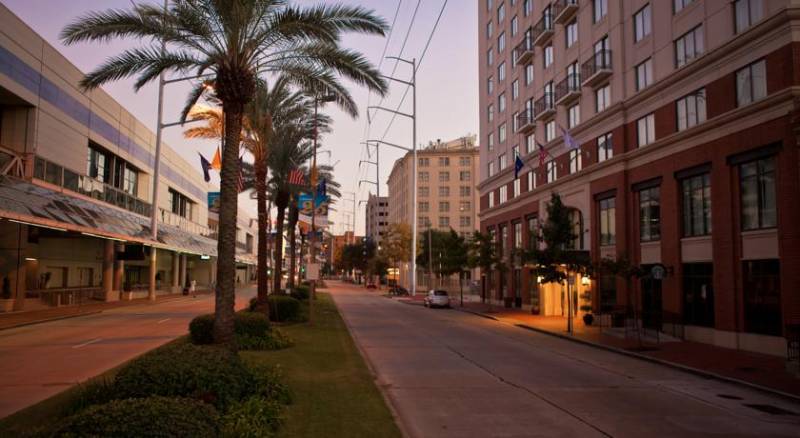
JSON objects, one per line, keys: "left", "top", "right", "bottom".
{"left": 241, "top": 292, "right": 401, "bottom": 438}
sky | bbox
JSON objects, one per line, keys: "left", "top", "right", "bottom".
{"left": 2, "top": 0, "right": 478, "bottom": 235}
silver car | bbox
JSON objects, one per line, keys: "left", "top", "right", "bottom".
{"left": 424, "top": 290, "right": 451, "bottom": 308}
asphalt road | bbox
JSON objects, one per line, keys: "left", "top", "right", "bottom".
{"left": 0, "top": 286, "right": 256, "bottom": 419}
{"left": 328, "top": 282, "right": 800, "bottom": 438}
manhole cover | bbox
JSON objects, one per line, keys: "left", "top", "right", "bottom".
{"left": 743, "top": 404, "right": 798, "bottom": 416}
{"left": 717, "top": 394, "right": 743, "bottom": 400}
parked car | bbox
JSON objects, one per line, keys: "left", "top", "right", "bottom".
{"left": 389, "top": 286, "right": 409, "bottom": 296}
{"left": 424, "top": 290, "right": 450, "bottom": 308}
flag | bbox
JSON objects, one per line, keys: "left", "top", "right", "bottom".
{"left": 538, "top": 142, "right": 549, "bottom": 167}
{"left": 210, "top": 147, "right": 222, "bottom": 170}
{"left": 316, "top": 178, "right": 327, "bottom": 199}
{"left": 561, "top": 126, "right": 580, "bottom": 150}
{"left": 288, "top": 168, "right": 305, "bottom": 186}
{"left": 514, "top": 156, "right": 524, "bottom": 180}
{"left": 198, "top": 153, "right": 211, "bottom": 182}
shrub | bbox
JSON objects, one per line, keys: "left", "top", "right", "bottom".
{"left": 55, "top": 396, "right": 218, "bottom": 438}
{"left": 64, "top": 377, "right": 117, "bottom": 415}
{"left": 235, "top": 311, "right": 271, "bottom": 338}
{"left": 189, "top": 314, "right": 215, "bottom": 345}
{"left": 238, "top": 328, "right": 294, "bottom": 351}
{"left": 290, "top": 285, "right": 310, "bottom": 301}
{"left": 247, "top": 363, "right": 292, "bottom": 405}
{"left": 113, "top": 342, "right": 255, "bottom": 410}
{"left": 221, "top": 396, "right": 283, "bottom": 438}
{"left": 267, "top": 295, "right": 301, "bottom": 322}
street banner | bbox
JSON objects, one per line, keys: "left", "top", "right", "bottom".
{"left": 208, "top": 192, "right": 221, "bottom": 212}
{"left": 298, "top": 193, "right": 330, "bottom": 228}
{"left": 307, "top": 263, "right": 320, "bottom": 280}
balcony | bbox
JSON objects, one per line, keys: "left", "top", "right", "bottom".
{"left": 513, "top": 34, "right": 534, "bottom": 65}
{"left": 516, "top": 109, "right": 535, "bottom": 134}
{"left": 159, "top": 208, "right": 212, "bottom": 236}
{"left": 553, "top": 0, "right": 579, "bottom": 25}
{"left": 534, "top": 93, "right": 555, "bottom": 121}
{"left": 554, "top": 74, "right": 581, "bottom": 105}
{"left": 531, "top": 14, "right": 554, "bottom": 46}
{"left": 581, "top": 50, "right": 613, "bottom": 87}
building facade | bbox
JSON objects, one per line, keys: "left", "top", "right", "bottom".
{"left": 478, "top": 0, "right": 800, "bottom": 356}
{"left": 364, "top": 194, "right": 388, "bottom": 247}
{"left": 387, "top": 135, "right": 481, "bottom": 289}
{"left": 0, "top": 4, "right": 253, "bottom": 312}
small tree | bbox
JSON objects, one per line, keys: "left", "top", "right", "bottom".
{"left": 468, "top": 231, "right": 499, "bottom": 307}
{"left": 382, "top": 223, "right": 412, "bottom": 286}
{"left": 417, "top": 229, "right": 452, "bottom": 289}
{"left": 440, "top": 230, "right": 469, "bottom": 306}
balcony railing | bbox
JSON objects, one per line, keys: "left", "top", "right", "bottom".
{"left": 159, "top": 208, "right": 212, "bottom": 236}
{"left": 553, "top": 0, "right": 579, "bottom": 24}
{"left": 33, "top": 156, "right": 152, "bottom": 218}
{"left": 532, "top": 14, "right": 554, "bottom": 46}
{"left": 513, "top": 34, "right": 534, "bottom": 65}
{"left": 534, "top": 93, "right": 555, "bottom": 120}
{"left": 516, "top": 109, "right": 535, "bottom": 134}
{"left": 554, "top": 74, "right": 581, "bottom": 105}
{"left": 581, "top": 50, "right": 613, "bottom": 87}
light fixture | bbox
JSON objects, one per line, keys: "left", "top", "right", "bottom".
{"left": 200, "top": 255, "right": 211, "bottom": 260}
{"left": 9, "top": 219, "right": 67, "bottom": 232}
{"left": 581, "top": 276, "right": 590, "bottom": 286}
{"left": 536, "top": 275, "right": 544, "bottom": 284}
{"left": 25, "top": 257, "right": 37, "bottom": 261}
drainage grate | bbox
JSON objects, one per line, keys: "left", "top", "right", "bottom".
{"left": 743, "top": 404, "right": 798, "bottom": 416}
{"left": 717, "top": 394, "right": 743, "bottom": 400}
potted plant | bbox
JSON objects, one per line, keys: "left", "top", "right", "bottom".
{"left": 580, "top": 291, "right": 594, "bottom": 326}
{"left": 0, "top": 277, "right": 13, "bottom": 312}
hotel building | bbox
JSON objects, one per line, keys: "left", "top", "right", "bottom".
{"left": 364, "top": 193, "right": 389, "bottom": 247}
{"left": 478, "top": 0, "right": 799, "bottom": 356}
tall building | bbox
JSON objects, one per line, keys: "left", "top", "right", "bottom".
{"left": 0, "top": 4, "right": 254, "bottom": 312}
{"left": 387, "top": 134, "right": 480, "bottom": 288}
{"left": 364, "top": 194, "right": 389, "bottom": 247}
{"left": 478, "top": 0, "right": 800, "bottom": 356}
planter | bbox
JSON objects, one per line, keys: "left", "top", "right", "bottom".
{"left": 582, "top": 313, "right": 594, "bottom": 326}
{"left": 0, "top": 299, "right": 14, "bottom": 313}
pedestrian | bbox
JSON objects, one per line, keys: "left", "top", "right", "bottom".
{"left": 190, "top": 279, "right": 197, "bottom": 298}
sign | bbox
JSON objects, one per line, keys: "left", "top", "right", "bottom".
{"left": 208, "top": 192, "right": 221, "bottom": 212}
{"left": 298, "top": 193, "right": 330, "bottom": 228}
{"left": 651, "top": 264, "right": 666, "bottom": 280}
{"left": 307, "top": 263, "right": 320, "bottom": 281}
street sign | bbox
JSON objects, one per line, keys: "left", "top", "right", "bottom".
{"left": 307, "top": 263, "right": 320, "bottom": 281}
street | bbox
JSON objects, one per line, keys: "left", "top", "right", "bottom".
{"left": 0, "top": 287, "right": 256, "bottom": 419}
{"left": 328, "top": 282, "right": 800, "bottom": 438}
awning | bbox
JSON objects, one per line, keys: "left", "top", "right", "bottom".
{"left": 0, "top": 176, "right": 254, "bottom": 263}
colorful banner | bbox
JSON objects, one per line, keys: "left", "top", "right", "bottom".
{"left": 208, "top": 192, "right": 221, "bottom": 212}
{"left": 298, "top": 193, "right": 329, "bottom": 228}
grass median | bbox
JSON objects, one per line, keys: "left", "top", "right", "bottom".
{"left": 241, "top": 292, "right": 401, "bottom": 438}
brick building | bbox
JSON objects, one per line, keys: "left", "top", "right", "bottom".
{"left": 478, "top": 0, "right": 799, "bottom": 356}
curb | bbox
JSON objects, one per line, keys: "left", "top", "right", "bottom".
{"left": 0, "top": 310, "right": 104, "bottom": 331}
{"left": 456, "top": 307, "right": 800, "bottom": 404}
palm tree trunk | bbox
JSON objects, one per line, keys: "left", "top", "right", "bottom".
{"left": 272, "top": 201, "right": 287, "bottom": 294}
{"left": 255, "top": 164, "right": 269, "bottom": 317}
{"left": 214, "top": 103, "right": 243, "bottom": 347}
{"left": 287, "top": 203, "right": 299, "bottom": 290}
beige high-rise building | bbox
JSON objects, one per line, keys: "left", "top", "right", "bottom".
{"left": 387, "top": 135, "right": 480, "bottom": 289}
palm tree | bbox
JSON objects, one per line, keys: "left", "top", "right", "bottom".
{"left": 62, "top": 1, "right": 388, "bottom": 345}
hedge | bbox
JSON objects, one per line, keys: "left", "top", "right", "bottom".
{"left": 267, "top": 295, "right": 302, "bottom": 322}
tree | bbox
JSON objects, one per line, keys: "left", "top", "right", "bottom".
{"left": 439, "top": 230, "right": 469, "bottom": 305}
{"left": 416, "top": 229, "right": 454, "bottom": 288}
{"left": 63, "top": 0, "right": 388, "bottom": 346}
{"left": 468, "top": 231, "right": 500, "bottom": 306}
{"left": 382, "top": 223, "right": 412, "bottom": 285}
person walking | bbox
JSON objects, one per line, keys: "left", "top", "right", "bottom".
{"left": 190, "top": 279, "right": 197, "bottom": 298}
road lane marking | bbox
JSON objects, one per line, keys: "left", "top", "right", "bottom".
{"left": 72, "top": 338, "right": 102, "bottom": 349}
{"left": 157, "top": 318, "right": 171, "bottom": 324}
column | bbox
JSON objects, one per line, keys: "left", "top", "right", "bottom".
{"left": 171, "top": 251, "right": 180, "bottom": 293}
{"left": 148, "top": 246, "right": 157, "bottom": 301}
{"left": 8, "top": 224, "right": 27, "bottom": 311}
{"left": 179, "top": 254, "right": 187, "bottom": 290}
{"left": 102, "top": 240, "right": 116, "bottom": 302}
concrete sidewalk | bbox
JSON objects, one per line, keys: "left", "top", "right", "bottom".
{"left": 449, "top": 301, "right": 800, "bottom": 399}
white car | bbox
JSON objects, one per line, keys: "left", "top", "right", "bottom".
{"left": 424, "top": 290, "right": 451, "bottom": 308}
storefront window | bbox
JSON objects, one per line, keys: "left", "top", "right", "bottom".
{"left": 682, "top": 263, "right": 714, "bottom": 327}
{"left": 743, "top": 259, "right": 781, "bottom": 336}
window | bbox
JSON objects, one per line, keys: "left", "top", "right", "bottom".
{"left": 498, "top": 93, "right": 506, "bottom": 112}
{"left": 512, "top": 79, "right": 519, "bottom": 100}
{"left": 419, "top": 186, "right": 430, "bottom": 197}
{"left": 568, "top": 209, "right": 583, "bottom": 249}
{"left": 487, "top": 76, "right": 494, "bottom": 94}
{"left": 168, "top": 188, "right": 193, "bottom": 219}
{"left": 593, "top": 0, "right": 607, "bottom": 23}
{"left": 635, "top": 58, "right": 653, "bottom": 91}
{"left": 439, "top": 216, "right": 450, "bottom": 228}
{"left": 597, "top": 133, "right": 613, "bottom": 162}
{"left": 438, "top": 171, "right": 450, "bottom": 182}
{"left": 598, "top": 197, "right": 616, "bottom": 245}
{"left": 497, "top": 3, "right": 505, "bottom": 21}
{"left": 498, "top": 32, "right": 506, "bottom": 52}
{"left": 639, "top": 187, "right": 660, "bottom": 241}
{"left": 634, "top": 4, "right": 651, "bottom": 42}
{"left": 675, "top": 26, "right": 704, "bottom": 68}
{"left": 740, "top": 157, "right": 776, "bottom": 230}
{"left": 544, "top": 44, "right": 553, "bottom": 68}
{"left": 527, "top": 170, "right": 536, "bottom": 191}
{"left": 736, "top": 60, "right": 767, "bottom": 107}
{"left": 487, "top": 48, "right": 493, "bottom": 66}
{"left": 735, "top": 0, "right": 763, "bottom": 33}
{"left": 418, "top": 201, "right": 429, "bottom": 212}
{"left": 419, "top": 171, "right": 429, "bottom": 182}
{"left": 498, "top": 61, "right": 506, "bottom": 81}
{"left": 122, "top": 165, "right": 138, "bottom": 196}
{"left": 489, "top": 191, "right": 495, "bottom": 207}
{"left": 511, "top": 15, "right": 519, "bottom": 36}
{"left": 459, "top": 170, "right": 471, "bottom": 181}
{"left": 419, "top": 216, "right": 431, "bottom": 228}
{"left": 674, "top": 0, "right": 694, "bottom": 13}
{"left": 459, "top": 201, "right": 471, "bottom": 212}
{"left": 487, "top": 104, "right": 494, "bottom": 122}
{"left": 499, "top": 225, "right": 508, "bottom": 259}
{"left": 566, "top": 20, "right": 578, "bottom": 47}
{"left": 546, "top": 160, "right": 556, "bottom": 183}
{"left": 499, "top": 123, "right": 507, "bottom": 143}
{"left": 499, "top": 153, "right": 508, "bottom": 170}
{"left": 460, "top": 216, "right": 472, "bottom": 227}
{"left": 499, "top": 185, "right": 508, "bottom": 203}
{"left": 637, "top": 113, "right": 655, "bottom": 147}
{"left": 743, "top": 260, "right": 781, "bottom": 336}
{"left": 523, "top": 0, "right": 532, "bottom": 16}
{"left": 676, "top": 89, "right": 706, "bottom": 131}
{"left": 525, "top": 134, "right": 535, "bottom": 154}
{"left": 419, "top": 157, "right": 429, "bottom": 167}
{"left": 439, "top": 186, "right": 450, "bottom": 197}
{"left": 545, "top": 120, "right": 556, "bottom": 143}
{"left": 512, "top": 145, "right": 519, "bottom": 159}
{"left": 460, "top": 186, "right": 471, "bottom": 196}
{"left": 487, "top": 0, "right": 493, "bottom": 11}
{"left": 512, "top": 111, "right": 519, "bottom": 132}
{"left": 568, "top": 104, "right": 580, "bottom": 129}
{"left": 525, "top": 64, "right": 534, "bottom": 85}
{"left": 439, "top": 201, "right": 450, "bottom": 212}
{"left": 527, "top": 216, "right": 539, "bottom": 250}
{"left": 513, "top": 178, "right": 520, "bottom": 197}
{"left": 439, "top": 157, "right": 450, "bottom": 166}
{"left": 513, "top": 222, "right": 522, "bottom": 249}
{"left": 487, "top": 21, "right": 493, "bottom": 39}
{"left": 459, "top": 156, "right": 471, "bottom": 166}
{"left": 683, "top": 262, "right": 714, "bottom": 327}
{"left": 488, "top": 161, "right": 496, "bottom": 177}
{"left": 87, "top": 145, "right": 109, "bottom": 183}
{"left": 595, "top": 84, "right": 611, "bottom": 112}
{"left": 569, "top": 149, "right": 582, "bottom": 174}
{"left": 681, "top": 172, "right": 712, "bottom": 237}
